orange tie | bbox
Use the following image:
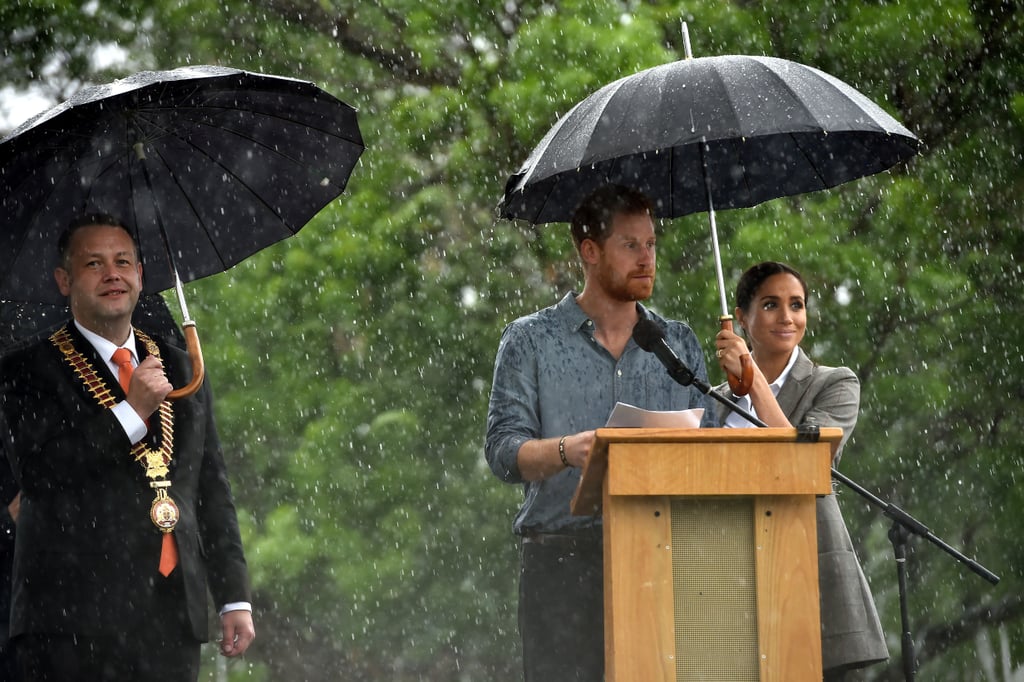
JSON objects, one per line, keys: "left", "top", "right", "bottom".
{"left": 159, "top": 532, "right": 179, "bottom": 577}
{"left": 111, "top": 348, "right": 179, "bottom": 576}
{"left": 111, "top": 347, "right": 133, "bottom": 393}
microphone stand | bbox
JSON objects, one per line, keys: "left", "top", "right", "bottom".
{"left": 664, "top": 364, "right": 1000, "bottom": 682}
{"left": 826, "top": 467, "right": 1000, "bottom": 681}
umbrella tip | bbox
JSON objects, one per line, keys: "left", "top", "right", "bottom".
{"left": 681, "top": 20, "right": 693, "bottom": 59}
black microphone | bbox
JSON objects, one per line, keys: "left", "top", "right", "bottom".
{"left": 633, "top": 317, "right": 768, "bottom": 427}
{"left": 632, "top": 318, "right": 701, "bottom": 388}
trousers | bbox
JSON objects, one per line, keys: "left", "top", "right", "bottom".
{"left": 518, "top": 533, "right": 604, "bottom": 681}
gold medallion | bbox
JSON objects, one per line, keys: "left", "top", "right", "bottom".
{"left": 150, "top": 485, "right": 179, "bottom": 532}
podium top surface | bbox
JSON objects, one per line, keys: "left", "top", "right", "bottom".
{"left": 592, "top": 426, "right": 842, "bottom": 447}
{"left": 570, "top": 427, "right": 842, "bottom": 516}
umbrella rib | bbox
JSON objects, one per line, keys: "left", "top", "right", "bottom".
{"left": 146, "top": 105, "right": 359, "bottom": 195}
{"left": 19, "top": 140, "right": 123, "bottom": 239}
{"left": 709, "top": 59, "right": 826, "bottom": 205}
{"left": 138, "top": 106, "right": 356, "bottom": 278}
{"left": 137, "top": 110, "right": 345, "bottom": 235}
{"left": 138, "top": 108, "right": 344, "bottom": 178}
{"left": 140, "top": 101, "right": 364, "bottom": 149}
{"left": 142, "top": 76, "right": 365, "bottom": 143}
{"left": 133, "top": 99, "right": 359, "bottom": 280}
{"left": 144, "top": 141, "right": 250, "bottom": 272}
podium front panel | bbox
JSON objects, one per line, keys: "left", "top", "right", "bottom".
{"left": 671, "top": 498, "right": 759, "bottom": 681}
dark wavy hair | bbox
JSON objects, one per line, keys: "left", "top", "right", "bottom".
{"left": 735, "top": 261, "right": 808, "bottom": 313}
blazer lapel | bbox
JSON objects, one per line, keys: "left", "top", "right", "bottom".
{"left": 774, "top": 347, "right": 814, "bottom": 416}
{"left": 64, "top": 322, "right": 123, "bottom": 396}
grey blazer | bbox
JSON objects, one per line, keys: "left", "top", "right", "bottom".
{"left": 714, "top": 347, "right": 888, "bottom": 673}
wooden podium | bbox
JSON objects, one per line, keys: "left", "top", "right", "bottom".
{"left": 570, "top": 427, "right": 840, "bottom": 682}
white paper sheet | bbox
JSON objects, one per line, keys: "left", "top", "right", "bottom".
{"left": 604, "top": 402, "right": 704, "bottom": 429}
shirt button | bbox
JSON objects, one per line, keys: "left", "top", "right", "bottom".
{"left": 617, "top": 369, "right": 622, "bottom": 376}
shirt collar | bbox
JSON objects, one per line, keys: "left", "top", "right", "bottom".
{"left": 74, "top": 320, "right": 138, "bottom": 364}
{"left": 556, "top": 291, "right": 652, "bottom": 333}
{"left": 556, "top": 292, "right": 590, "bottom": 331}
{"left": 769, "top": 345, "right": 801, "bottom": 394}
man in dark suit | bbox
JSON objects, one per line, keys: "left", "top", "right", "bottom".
{"left": 0, "top": 214, "right": 255, "bottom": 681}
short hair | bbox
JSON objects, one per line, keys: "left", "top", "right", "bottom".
{"left": 570, "top": 184, "right": 654, "bottom": 250}
{"left": 57, "top": 213, "right": 138, "bottom": 269}
{"left": 735, "top": 261, "right": 809, "bottom": 313}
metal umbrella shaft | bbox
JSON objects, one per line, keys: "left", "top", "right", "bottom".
{"left": 699, "top": 136, "right": 753, "bottom": 395}
{"left": 134, "top": 142, "right": 204, "bottom": 400}
{"left": 704, "top": 153, "right": 729, "bottom": 318}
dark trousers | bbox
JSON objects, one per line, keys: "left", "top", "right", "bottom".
{"left": 15, "top": 632, "right": 201, "bottom": 682}
{"left": 519, "top": 534, "right": 604, "bottom": 682}
{"left": 14, "top": 566, "right": 201, "bottom": 682}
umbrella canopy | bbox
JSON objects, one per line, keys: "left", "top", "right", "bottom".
{"left": 0, "top": 64, "right": 365, "bottom": 305}
{"left": 500, "top": 54, "right": 919, "bottom": 223}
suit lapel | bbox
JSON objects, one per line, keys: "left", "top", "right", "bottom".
{"left": 774, "top": 348, "right": 814, "bottom": 416}
{"left": 65, "top": 322, "right": 123, "bottom": 396}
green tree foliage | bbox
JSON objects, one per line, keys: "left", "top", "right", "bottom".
{"left": 2, "top": 1, "right": 1021, "bottom": 680}
{"left": 0, "top": 0, "right": 153, "bottom": 103}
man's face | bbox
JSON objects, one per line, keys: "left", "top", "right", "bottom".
{"left": 587, "top": 211, "right": 657, "bottom": 301}
{"left": 54, "top": 224, "right": 142, "bottom": 337}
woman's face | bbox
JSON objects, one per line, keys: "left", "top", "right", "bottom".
{"left": 736, "top": 273, "right": 807, "bottom": 357}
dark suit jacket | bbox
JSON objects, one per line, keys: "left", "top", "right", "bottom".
{"left": 0, "top": 321, "right": 250, "bottom": 642}
{"left": 714, "top": 347, "right": 888, "bottom": 673}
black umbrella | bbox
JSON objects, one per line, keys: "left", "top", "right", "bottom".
{"left": 500, "top": 32, "right": 919, "bottom": 393}
{"left": 0, "top": 65, "right": 365, "bottom": 397}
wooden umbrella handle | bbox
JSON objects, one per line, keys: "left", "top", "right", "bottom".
{"left": 167, "top": 322, "right": 205, "bottom": 400}
{"left": 720, "top": 316, "right": 753, "bottom": 396}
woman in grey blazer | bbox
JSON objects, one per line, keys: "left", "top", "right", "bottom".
{"left": 713, "top": 261, "right": 888, "bottom": 681}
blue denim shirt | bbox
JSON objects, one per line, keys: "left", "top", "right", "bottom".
{"left": 485, "top": 292, "right": 711, "bottom": 535}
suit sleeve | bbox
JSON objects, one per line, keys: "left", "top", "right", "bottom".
{"left": 190, "top": 375, "right": 252, "bottom": 607}
{"left": 802, "top": 366, "right": 860, "bottom": 463}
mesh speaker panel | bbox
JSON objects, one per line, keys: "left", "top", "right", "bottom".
{"left": 671, "top": 497, "right": 759, "bottom": 681}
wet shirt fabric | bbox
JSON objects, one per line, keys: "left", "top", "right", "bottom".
{"left": 485, "top": 292, "right": 710, "bottom": 535}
